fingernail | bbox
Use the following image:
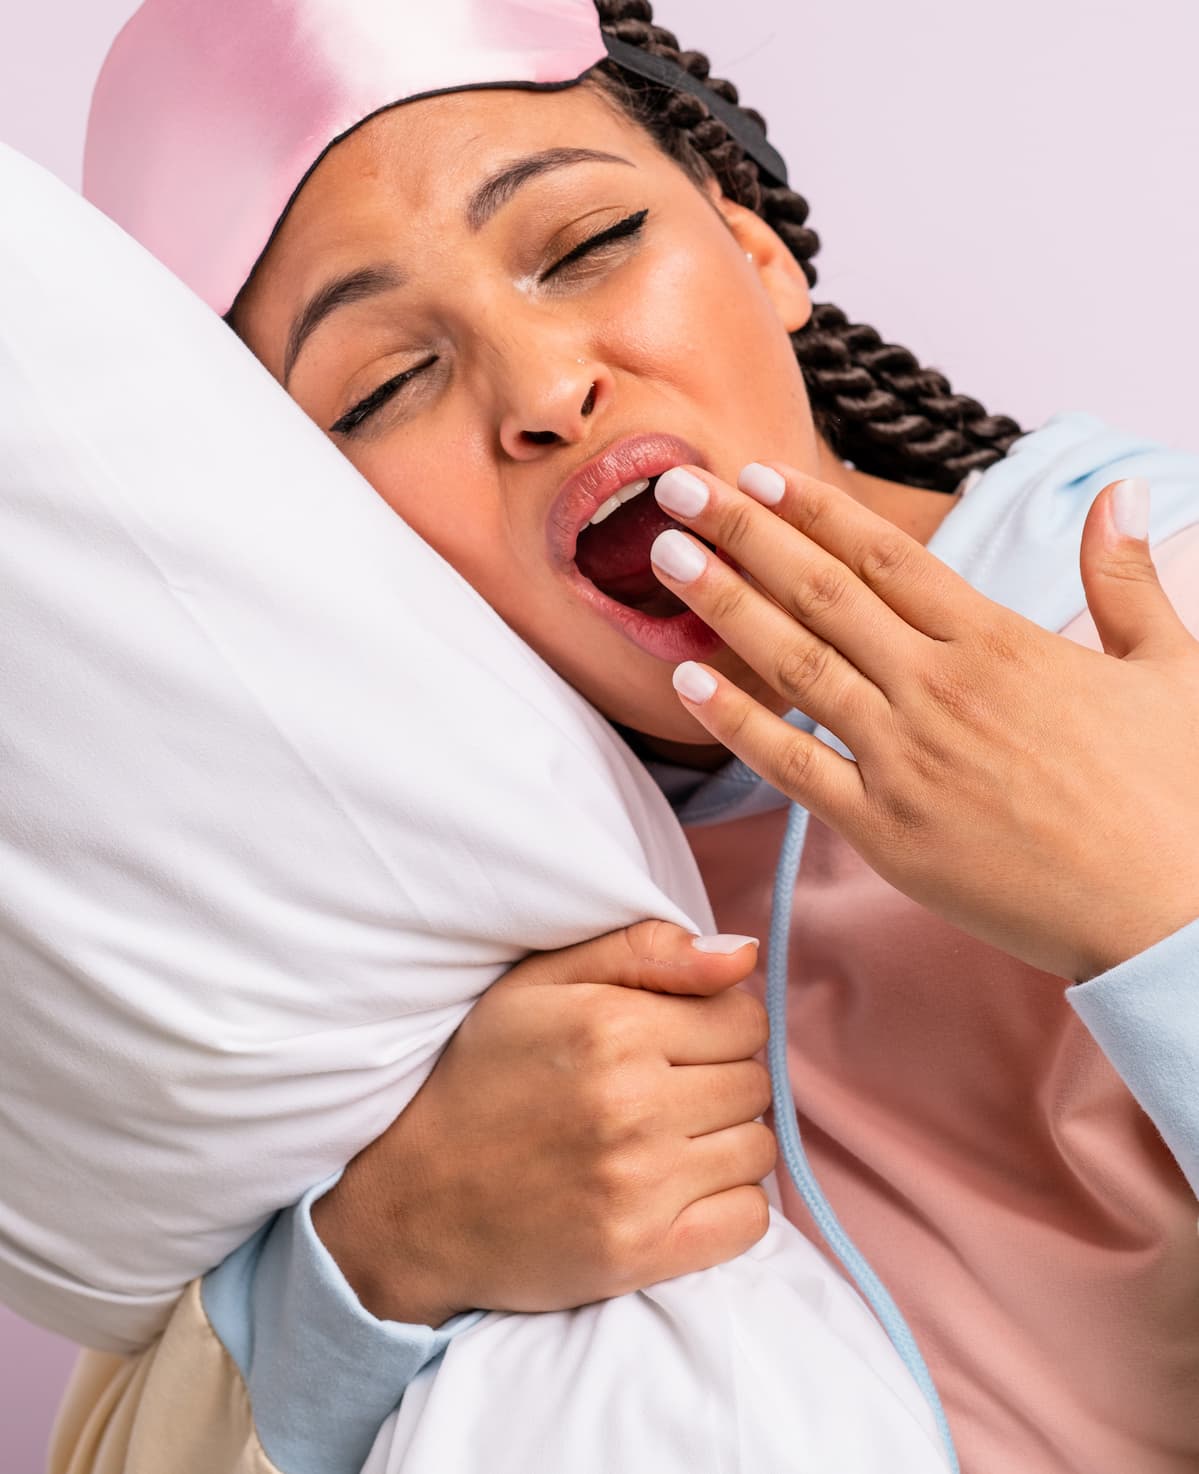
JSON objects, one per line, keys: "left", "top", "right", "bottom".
{"left": 692, "top": 933, "right": 759, "bottom": 954}
{"left": 655, "top": 467, "right": 710, "bottom": 518}
{"left": 651, "top": 529, "right": 708, "bottom": 583}
{"left": 738, "top": 463, "right": 786, "bottom": 506}
{"left": 1111, "top": 477, "right": 1150, "bottom": 540}
{"left": 673, "top": 660, "right": 718, "bottom": 704}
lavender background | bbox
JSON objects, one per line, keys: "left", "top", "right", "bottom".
{"left": 1, "top": 1, "right": 1195, "bottom": 1469}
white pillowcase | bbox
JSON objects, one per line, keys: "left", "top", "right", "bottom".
{"left": 0, "top": 141, "right": 709, "bottom": 1352}
{"left": 0, "top": 146, "right": 948, "bottom": 1473}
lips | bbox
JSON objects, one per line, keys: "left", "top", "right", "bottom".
{"left": 547, "top": 433, "right": 728, "bottom": 664}
{"left": 547, "top": 433, "right": 709, "bottom": 566}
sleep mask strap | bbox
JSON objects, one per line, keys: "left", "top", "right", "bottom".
{"left": 602, "top": 35, "right": 790, "bottom": 188}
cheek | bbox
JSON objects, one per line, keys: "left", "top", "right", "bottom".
{"left": 607, "top": 237, "right": 804, "bottom": 423}
{"left": 350, "top": 431, "right": 507, "bottom": 593}
{"left": 615, "top": 247, "right": 713, "bottom": 365}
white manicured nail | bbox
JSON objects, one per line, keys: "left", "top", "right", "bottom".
{"left": 651, "top": 529, "right": 708, "bottom": 583}
{"left": 673, "top": 661, "right": 718, "bottom": 704}
{"left": 1111, "top": 477, "right": 1150, "bottom": 540}
{"left": 692, "top": 933, "right": 759, "bottom": 954}
{"left": 655, "top": 467, "right": 710, "bottom": 518}
{"left": 738, "top": 462, "right": 786, "bottom": 506}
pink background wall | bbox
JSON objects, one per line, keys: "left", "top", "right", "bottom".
{"left": 1, "top": 1, "right": 1195, "bottom": 1469}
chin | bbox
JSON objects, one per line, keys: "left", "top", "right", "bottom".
{"left": 605, "top": 704, "right": 730, "bottom": 769}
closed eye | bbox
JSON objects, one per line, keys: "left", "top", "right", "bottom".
{"left": 330, "top": 354, "right": 438, "bottom": 436}
{"left": 540, "top": 209, "right": 649, "bottom": 283}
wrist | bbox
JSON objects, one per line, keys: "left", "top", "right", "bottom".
{"left": 310, "top": 1169, "right": 464, "bottom": 1330}
{"left": 1073, "top": 901, "right": 1199, "bottom": 984}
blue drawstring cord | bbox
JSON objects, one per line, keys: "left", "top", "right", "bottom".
{"left": 766, "top": 799, "right": 960, "bottom": 1473}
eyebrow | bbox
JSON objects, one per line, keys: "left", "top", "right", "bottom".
{"left": 283, "top": 265, "right": 404, "bottom": 386}
{"left": 465, "top": 146, "right": 635, "bottom": 231}
{"left": 284, "top": 148, "right": 634, "bottom": 385}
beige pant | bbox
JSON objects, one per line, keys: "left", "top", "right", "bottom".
{"left": 49, "top": 1281, "right": 281, "bottom": 1474}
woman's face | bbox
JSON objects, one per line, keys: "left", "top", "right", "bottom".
{"left": 235, "top": 82, "right": 819, "bottom": 749}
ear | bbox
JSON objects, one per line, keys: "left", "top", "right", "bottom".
{"left": 709, "top": 186, "right": 812, "bottom": 334}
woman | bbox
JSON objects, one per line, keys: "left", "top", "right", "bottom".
{"left": 61, "top": 1, "right": 1199, "bottom": 1471}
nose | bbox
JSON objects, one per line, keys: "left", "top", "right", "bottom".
{"left": 497, "top": 351, "right": 612, "bottom": 461}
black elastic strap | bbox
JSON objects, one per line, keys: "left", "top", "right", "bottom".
{"left": 602, "top": 35, "right": 789, "bottom": 187}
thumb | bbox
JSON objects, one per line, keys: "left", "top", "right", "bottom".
{"left": 506, "top": 919, "right": 759, "bottom": 998}
{"left": 1079, "top": 477, "right": 1185, "bottom": 658}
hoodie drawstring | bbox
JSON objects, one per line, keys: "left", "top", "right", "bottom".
{"left": 766, "top": 800, "right": 960, "bottom": 1472}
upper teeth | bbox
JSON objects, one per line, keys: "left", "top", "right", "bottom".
{"left": 585, "top": 478, "right": 652, "bottom": 530}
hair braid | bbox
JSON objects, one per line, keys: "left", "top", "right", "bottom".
{"left": 592, "top": 0, "right": 1023, "bottom": 491}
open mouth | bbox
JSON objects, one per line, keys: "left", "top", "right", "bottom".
{"left": 574, "top": 474, "right": 713, "bottom": 619}
{"left": 549, "top": 433, "right": 730, "bottom": 663}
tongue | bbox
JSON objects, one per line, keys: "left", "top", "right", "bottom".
{"left": 576, "top": 493, "right": 680, "bottom": 606}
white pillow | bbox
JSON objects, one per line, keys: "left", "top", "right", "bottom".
{"left": 0, "top": 142, "right": 710, "bottom": 1353}
{"left": 0, "top": 147, "right": 948, "bottom": 1474}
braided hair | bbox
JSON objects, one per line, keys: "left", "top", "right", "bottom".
{"left": 592, "top": 0, "right": 1022, "bottom": 492}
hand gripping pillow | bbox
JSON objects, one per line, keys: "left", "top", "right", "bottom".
{"left": 0, "top": 147, "right": 947, "bottom": 1473}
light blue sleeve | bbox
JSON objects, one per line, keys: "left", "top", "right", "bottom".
{"left": 200, "top": 1170, "right": 484, "bottom": 1474}
{"left": 1066, "top": 914, "right": 1199, "bottom": 1198}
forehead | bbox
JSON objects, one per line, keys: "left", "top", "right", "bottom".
{"left": 276, "top": 83, "right": 654, "bottom": 258}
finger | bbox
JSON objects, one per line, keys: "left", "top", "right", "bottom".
{"left": 737, "top": 460, "right": 978, "bottom": 641}
{"left": 667, "top": 1059, "right": 773, "bottom": 1136}
{"left": 679, "top": 1120, "right": 779, "bottom": 1202}
{"left": 507, "top": 919, "right": 759, "bottom": 999}
{"left": 1079, "top": 478, "right": 1194, "bottom": 659}
{"left": 653, "top": 466, "right": 927, "bottom": 692}
{"left": 649, "top": 987, "right": 770, "bottom": 1066}
{"left": 654, "top": 1184, "right": 772, "bottom": 1282}
{"left": 669, "top": 659, "right": 867, "bottom": 826}
{"left": 649, "top": 526, "right": 889, "bottom": 753}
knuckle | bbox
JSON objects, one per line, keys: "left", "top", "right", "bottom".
{"left": 788, "top": 565, "right": 847, "bottom": 621}
{"left": 594, "top": 1207, "right": 651, "bottom": 1279}
{"left": 774, "top": 734, "right": 817, "bottom": 795}
{"left": 705, "top": 576, "right": 747, "bottom": 628}
{"left": 620, "top": 917, "right": 678, "bottom": 974}
{"left": 775, "top": 640, "right": 831, "bottom": 698}
{"left": 879, "top": 786, "right": 927, "bottom": 835}
{"left": 788, "top": 484, "right": 831, "bottom": 541}
{"left": 615, "top": 922, "right": 650, "bottom": 970}
{"left": 591, "top": 1147, "right": 641, "bottom": 1201}
{"left": 918, "top": 664, "right": 984, "bottom": 725}
{"left": 976, "top": 616, "right": 1025, "bottom": 666}
{"left": 575, "top": 999, "right": 644, "bottom": 1070}
{"left": 859, "top": 533, "right": 913, "bottom": 587}
{"left": 585, "top": 1069, "right": 657, "bottom": 1148}
{"left": 608, "top": 928, "right": 644, "bottom": 988}
{"left": 720, "top": 699, "right": 757, "bottom": 750}
{"left": 718, "top": 500, "right": 756, "bottom": 549}
{"left": 1095, "top": 554, "right": 1160, "bottom": 587}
